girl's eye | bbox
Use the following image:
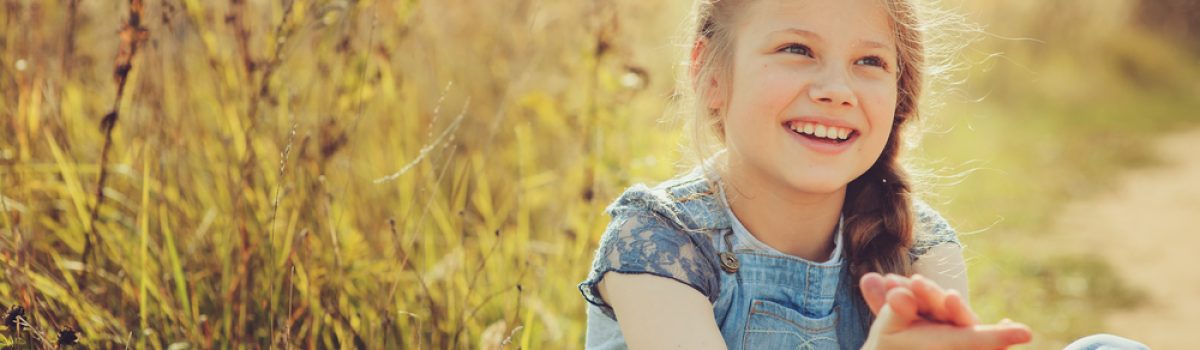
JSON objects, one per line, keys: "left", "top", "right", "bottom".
{"left": 779, "top": 43, "right": 813, "bottom": 57}
{"left": 855, "top": 56, "right": 888, "bottom": 69}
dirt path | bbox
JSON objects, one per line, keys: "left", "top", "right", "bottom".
{"left": 1051, "top": 128, "right": 1200, "bottom": 349}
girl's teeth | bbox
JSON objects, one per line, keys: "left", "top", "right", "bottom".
{"left": 789, "top": 122, "right": 852, "bottom": 140}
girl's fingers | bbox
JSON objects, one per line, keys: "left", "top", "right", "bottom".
{"left": 898, "top": 320, "right": 1033, "bottom": 350}
{"left": 943, "top": 290, "right": 979, "bottom": 327}
{"left": 962, "top": 321, "right": 1034, "bottom": 348}
{"left": 881, "top": 287, "right": 921, "bottom": 332}
{"left": 860, "top": 273, "right": 888, "bottom": 315}
{"left": 910, "top": 275, "right": 950, "bottom": 322}
{"left": 868, "top": 273, "right": 980, "bottom": 327}
{"left": 884, "top": 273, "right": 911, "bottom": 291}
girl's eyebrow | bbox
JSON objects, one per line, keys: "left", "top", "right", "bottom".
{"left": 855, "top": 39, "right": 895, "bottom": 52}
{"left": 770, "top": 27, "right": 894, "bottom": 52}
{"left": 770, "top": 28, "right": 824, "bottom": 44}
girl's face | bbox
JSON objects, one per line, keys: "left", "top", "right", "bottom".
{"left": 716, "top": 0, "right": 899, "bottom": 195}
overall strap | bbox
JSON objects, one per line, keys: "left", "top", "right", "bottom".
{"left": 835, "top": 261, "right": 873, "bottom": 349}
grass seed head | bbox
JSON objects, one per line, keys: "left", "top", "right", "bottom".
{"left": 57, "top": 328, "right": 80, "bottom": 346}
{"left": 3, "top": 305, "right": 23, "bottom": 328}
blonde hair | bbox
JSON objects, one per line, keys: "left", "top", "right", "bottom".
{"left": 682, "top": 0, "right": 969, "bottom": 284}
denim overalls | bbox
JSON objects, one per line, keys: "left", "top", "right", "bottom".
{"left": 579, "top": 168, "right": 957, "bottom": 350}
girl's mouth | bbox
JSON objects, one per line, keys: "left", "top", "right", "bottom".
{"left": 784, "top": 120, "right": 857, "bottom": 145}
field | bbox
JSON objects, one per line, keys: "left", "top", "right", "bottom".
{"left": 2, "top": 0, "right": 1198, "bottom": 348}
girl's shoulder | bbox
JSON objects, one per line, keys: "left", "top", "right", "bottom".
{"left": 604, "top": 167, "right": 730, "bottom": 232}
{"left": 909, "top": 199, "right": 962, "bottom": 260}
{"left": 579, "top": 169, "right": 727, "bottom": 320}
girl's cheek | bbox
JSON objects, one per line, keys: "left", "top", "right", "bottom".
{"left": 749, "top": 67, "right": 801, "bottom": 108}
{"left": 859, "top": 84, "right": 899, "bottom": 118}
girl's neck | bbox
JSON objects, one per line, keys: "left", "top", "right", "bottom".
{"left": 720, "top": 167, "right": 845, "bottom": 262}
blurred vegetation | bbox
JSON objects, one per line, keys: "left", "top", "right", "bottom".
{"left": 0, "top": 0, "right": 1197, "bottom": 348}
{"left": 918, "top": 1, "right": 1200, "bottom": 348}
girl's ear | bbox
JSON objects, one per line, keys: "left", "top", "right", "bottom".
{"left": 689, "top": 37, "right": 708, "bottom": 83}
{"left": 689, "top": 37, "right": 726, "bottom": 111}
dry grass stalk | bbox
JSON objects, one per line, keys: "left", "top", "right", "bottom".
{"left": 60, "top": 0, "right": 81, "bottom": 76}
{"left": 81, "top": 0, "right": 148, "bottom": 283}
{"left": 267, "top": 121, "right": 297, "bottom": 347}
{"left": 227, "top": 0, "right": 296, "bottom": 344}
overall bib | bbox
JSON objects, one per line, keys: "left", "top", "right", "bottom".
{"left": 709, "top": 219, "right": 870, "bottom": 350}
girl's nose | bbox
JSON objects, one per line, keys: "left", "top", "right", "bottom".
{"left": 808, "top": 70, "right": 857, "bottom": 108}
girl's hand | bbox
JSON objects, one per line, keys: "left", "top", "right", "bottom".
{"left": 863, "top": 287, "right": 1033, "bottom": 350}
{"left": 861, "top": 273, "right": 978, "bottom": 327}
{"left": 859, "top": 273, "right": 1033, "bottom": 350}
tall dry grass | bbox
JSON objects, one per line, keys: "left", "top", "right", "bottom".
{"left": 1, "top": 0, "right": 685, "bottom": 348}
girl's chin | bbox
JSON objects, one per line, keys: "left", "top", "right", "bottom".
{"left": 781, "top": 177, "right": 851, "bottom": 196}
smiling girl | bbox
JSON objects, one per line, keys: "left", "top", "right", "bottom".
{"left": 578, "top": 0, "right": 1149, "bottom": 349}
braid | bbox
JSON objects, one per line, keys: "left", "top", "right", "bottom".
{"left": 843, "top": 126, "right": 915, "bottom": 281}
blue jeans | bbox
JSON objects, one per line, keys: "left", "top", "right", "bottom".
{"left": 1063, "top": 334, "right": 1150, "bottom": 350}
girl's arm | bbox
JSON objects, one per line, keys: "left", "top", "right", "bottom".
{"left": 911, "top": 201, "right": 971, "bottom": 307}
{"left": 599, "top": 273, "right": 728, "bottom": 350}
{"left": 913, "top": 244, "right": 971, "bottom": 303}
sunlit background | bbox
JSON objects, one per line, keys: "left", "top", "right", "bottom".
{"left": 2, "top": 0, "right": 1198, "bottom": 348}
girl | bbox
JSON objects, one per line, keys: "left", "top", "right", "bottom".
{"left": 578, "top": 0, "right": 1150, "bottom": 349}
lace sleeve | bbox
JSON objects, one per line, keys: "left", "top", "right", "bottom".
{"left": 578, "top": 210, "right": 720, "bottom": 320}
{"left": 909, "top": 200, "right": 962, "bottom": 261}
